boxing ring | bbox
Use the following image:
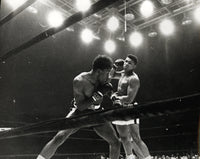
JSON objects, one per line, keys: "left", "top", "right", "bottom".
{"left": 0, "top": 93, "right": 199, "bottom": 139}
{"left": 0, "top": 0, "right": 200, "bottom": 158}
{"left": 0, "top": 93, "right": 199, "bottom": 158}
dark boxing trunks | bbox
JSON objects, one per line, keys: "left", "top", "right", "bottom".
{"left": 66, "top": 99, "right": 103, "bottom": 118}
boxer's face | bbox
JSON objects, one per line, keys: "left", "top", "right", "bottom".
{"left": 98, "top": 68, "right": 111, "bottom": 85}
{"left": 123, "top": 57, "right": 136, "bottom": 72}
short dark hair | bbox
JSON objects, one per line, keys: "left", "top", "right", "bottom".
{"left": 127, "top": 54, "right": 138, "bottom": 65}
{"left": 93, "top": 55, "right": 113, "bottom": 71}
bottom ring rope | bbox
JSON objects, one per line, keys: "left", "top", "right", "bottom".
{"left": 0, "top": 93, "right": 199, "bottom": 140}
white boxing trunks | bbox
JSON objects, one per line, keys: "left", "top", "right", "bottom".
{"left": 112, "top": 102, "right": 139, "bottom": 125}
{"left": 112, "top": 118, "right": 140, "bottom": 125}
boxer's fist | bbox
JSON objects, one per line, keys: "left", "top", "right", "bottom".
{"left": 92, "top": 91, "right": 103, "bottom": 105}
{"left": 89, "top": 92, "right": 103, "bottom": 110}
{"left": 98, "top": 83, "right": 113, "bottom": 97}
{"left": 111, "top": 92, "right": 119, "bottom": 101}
{"left": 90, "top": 104, "right": 101, "bottom": 110}
{"left": 113, "top": 99, "right": 122, "bottom": 107}
{"left": 113, "top": 59, "right": 124, "bottom": 71}
{"left": 111, "top": 92, "right": 122, "bottom": 106}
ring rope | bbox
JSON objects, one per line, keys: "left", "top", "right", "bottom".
{"left": 0, "top": 0, "right": 37, "bottom": 26}
{"left": 0, "top": 93, "right": 199, "bottom": 140}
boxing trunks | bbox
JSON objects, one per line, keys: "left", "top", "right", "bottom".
{"left": 66, "top": 99, "right": 103, "bottom": 118}
{"left": 112, "top": 103, "right": 140, "bottom": 125}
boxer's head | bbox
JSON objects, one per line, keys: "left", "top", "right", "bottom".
{"left": 92, "top": 55, "right": 113, "bottom": 84}
{"left": 123, "top": 54, "right": 138, "bottom": 72}
{"left": 127, "top": 54, "right": 138, "bottom": 65}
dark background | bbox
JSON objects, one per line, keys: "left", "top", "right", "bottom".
{"left": 0, "top": 0, "right": 200, "bottom": 158}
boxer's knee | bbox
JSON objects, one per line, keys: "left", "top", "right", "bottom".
{"left": 109, "top": 137, "right": 121, "bottom": 148}
{"left": 120, "top": 135, "right": 130, "bottom": 144}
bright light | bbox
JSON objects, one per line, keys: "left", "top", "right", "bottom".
{"left": 104, "top": 40, "right": 116, "bottom": 54}
{"left": 81, "top": 28, "right": 94, "bottom": 44}
{"left": 27, "top": 6, "right": 38, "bottom": 14}
{"left": 93, "top": 35, "right": 101, "bottom": 40}
{"left": 125, "top": 12, "right": 135, "bottom": 21}
{"left": 140, "top": 0, "right": 154, "bottom": 18}
{"left": 182, "top": 16, "right": 192, "bottom": 26}
{"left": 76, "top": 0, "right": 91, "bottom": 12}
{"left": 148, "top": 30, "right": 158, "bottom": 37}
{"left": 193, "top": 7, "right": 200, "bottom": 24}
{"left": 7, "top": 0, "right": 26, "bottom": 10}
{"left": 66, "top": 27, "right": 74, "bottom": 32}
{"left": 93, "top": 14, "right": 102, "bottom": 18}
{"left": 107, "top": 16, "right": 120, "bottom": 32}
{"left": 116, "top": 36, "right": 125, "bottom": 41}
{"left": 47, "top": 11, "right": 64, "bottom": 28}
{"left": 159, "top": 19, "right": 175, "bottom": 36}
{"left": 129, "top": 31, "right": 143, "bottom": 47}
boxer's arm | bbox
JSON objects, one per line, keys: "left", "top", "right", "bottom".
{"left": 109, "top": 59, "right": 124, "bottom": 80}
{"left": 118, "top": 77, "right": 140, "bottom": 104}
{"left": 73, "top": 79, "right": 94, "bottom": 111}
{"left": 109, "top": 68, "right": 122, "bottom": 80}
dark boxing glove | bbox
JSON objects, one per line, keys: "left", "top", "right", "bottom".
{"left": 90, "top": 91, "right": 104, "bottom": 110}
{"left": 113, "top": 59, "right": 124, "bottom": 71}
{"left": 92, "top": 91, "right": 103, "bottom": 105}
{"left": 97, "top": 83, "right": 113, "bottom": 97}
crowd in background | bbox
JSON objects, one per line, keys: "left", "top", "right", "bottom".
{"left": 98, "top": 153, "right": 200, "bottom": 159}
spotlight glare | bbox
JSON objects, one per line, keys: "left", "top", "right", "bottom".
{"left": 93, "top": 35, "right": 101, "bottom": 40}
{"left": 76, "top": 0, "right": 91, "bottom": 12}
{"left": 182, "top": 17, "right": 192, "bottom": 26}
{"left": 28, "top": 6, "right": 38, "bottom": 14}
{"left": 81, "top": 28, "right": 93, "bottom": 44}
{"left": 7, "top": 0, "right": 26, "bottom": 10}
{"left": 117, "top": 36, "right": 125, "bottom": 41}
{"left": 159, "top": 19, "right": 175, "bottom": 36}
{"left": 129, "top": 31, "right": 143, "bottom": 47}
{"left": 47, "top": 11, "right": 64, "bottom": 28}
{"left": 125, "top": 12, "right": 135, "bottom": 21}
{"left": 66, "top": 27, "right": 74, "bottom": 32}
{"left": 193, "top": 7, "right": 200, "bottom": 24}
{"left": 140, "top": 0, "right": 154, "bottom": 18}
{"left": 148, "top": 30, "right": 158, "bottom": 37}
{"left": 104, "top": 40, "right": 116, "bottom": 54}
{"left": 107, "top": 16, "right": 120, "bottom": 32}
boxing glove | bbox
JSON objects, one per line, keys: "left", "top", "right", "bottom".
{"left": 92, "top": 91, "right": 103, "bottom": 105}
{"left": 111, "top": 92, "right": 119, "bottom": 101}
{"left": 97, "top": 83, "right": 113, "bottom": 97}
{"left": 113, "top": 59, "right": 124, "bottom": 71}
{"left": 111, "top": 92, "right": 122, "bottom": 106}
{"left": 89, "top": 91, "right": 103, "bottom": 110}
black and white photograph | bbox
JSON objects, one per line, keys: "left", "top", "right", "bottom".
{"left": 0, "top": 0, "right": 200, "bottom": 159}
